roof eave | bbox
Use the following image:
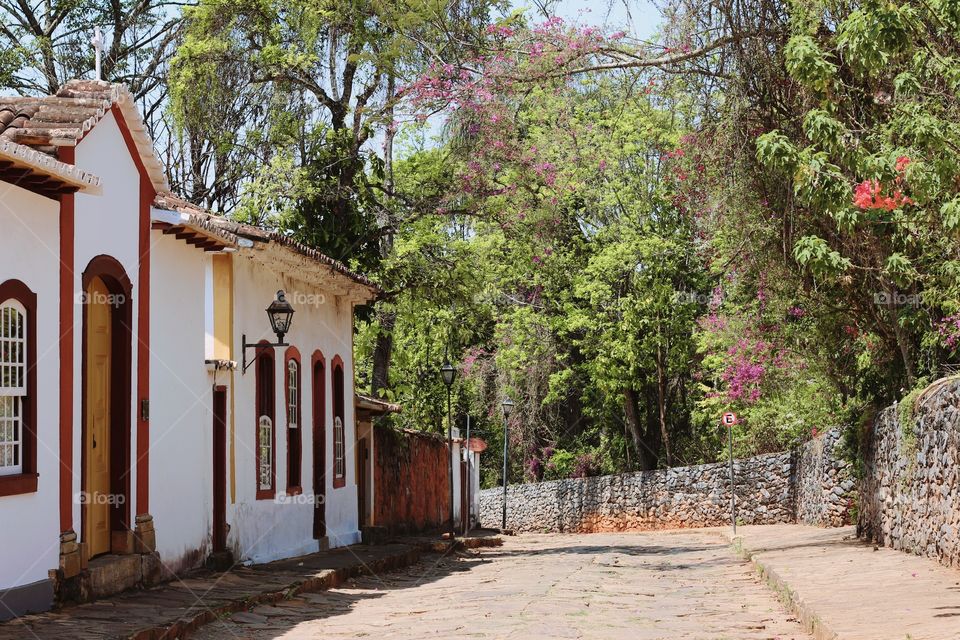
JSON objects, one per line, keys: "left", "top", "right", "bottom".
{"left": 151, "top": 207, "right": 246, "bottom": 252}
{"left": 264, "top": 232, "right": 383, "bottom": 299}
{"left": 355, "top": 393, "right": 402, "bottom": 415}
{"left": 0, "top": 139, "right": 101, "bottom": 195}
{"left": 111, "top": 85, "right": 168, "bottom": 193}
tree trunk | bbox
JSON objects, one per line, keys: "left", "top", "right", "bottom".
{"left": 371, "top": 75, "right": 397, "bottom": 398}
{"left": 655, "top": 343, "right": 673, "bottom": 467}
{"left": 892, "top": 317, "right": 916, "bottom": 388}
{"left": 623, "top": 387, "right": 644, "bottom": 453}
{"left": 887, "top": 285, "right": 916, "bottom": 388}
{"left": 623, "top": 387, "right": 661, "bottom": 471}
{"left": 371, "top": 311, "right": 395, "bottom": 396}
{"left": 642, "top": 383, "right": 664, "bottom": 470}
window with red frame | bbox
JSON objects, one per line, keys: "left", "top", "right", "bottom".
{"left": 0, "top": 280, "right": 37, "bottom": 497}
{"left": 332, "top": 359, "right": 345, "bottom": 487}
{"left": 286, "top": 355, "right": 302, "bottom": 492}
{"left": 255, "top": 347, "right": 275, "bottom": 499}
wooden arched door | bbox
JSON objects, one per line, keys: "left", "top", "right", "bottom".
{"left": 81, "top": 256, "right": 132, "bottom": 559}
{"left": 84, "top": 276, "right": 113, "bottom": 557}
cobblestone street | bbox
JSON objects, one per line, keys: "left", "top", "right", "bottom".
{"left": 195, "top": 531, "right": 811, "bottom": 640}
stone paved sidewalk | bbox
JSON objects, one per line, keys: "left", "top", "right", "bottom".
{"left": 725, "top": 524, "right": 960, "bottom": 640}
{"left": 0, "top": 536, "right": 498, "bottom": 640}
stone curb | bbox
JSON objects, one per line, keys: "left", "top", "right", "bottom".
{"left": 127, "top": 536, "right": 501, "bottom": 640}
{"left": 718, "top": 531, "right": 839, "bottom": 640}
{"left": 445, "top": 536, "right": 505, "bottom": 553}
{"left": 129, "top": 546, "right": 422, "bottom": 640}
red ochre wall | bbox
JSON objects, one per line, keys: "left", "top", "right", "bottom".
{"left": 373, "top": 426, "right": 451, "bottom": 534}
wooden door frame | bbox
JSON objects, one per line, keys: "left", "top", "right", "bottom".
{"left": 311, "top": 351, "right": 326, "bottom": 539}
{"left": 356, "top": 437, "right": 368, "bottom": 529}
{"left": 80, "top": 256, "right": 133, "bottom": 553}
{"left": 212, "top": 386, "right": 228, "bottom": 553}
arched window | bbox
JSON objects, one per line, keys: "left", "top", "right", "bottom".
{"left": 258, "top": 416, "right": 273, "bottom": 491}
{"left": 0, "top": 280, "right": 37, "bottom": 496}
{"left": 0, "top": 300, "right": 27, "bottom": 476}
{"left": 334, "top": 416, "right": 344, "bottom": 480}
{"left": 255, "top": 346, "right": 275, "bottom": 499}
{"left": 332, "top": 357, "right": 345, "bottom": 488}
{"left": 287, "top": 359, "right": 299, "bottom": 429}
{"left": 286, "top": 350, "right": 301, "bottom": 493}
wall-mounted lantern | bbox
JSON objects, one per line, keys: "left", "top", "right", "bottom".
{"left": 241, "top": 290, "right": 295, "bottom": 373}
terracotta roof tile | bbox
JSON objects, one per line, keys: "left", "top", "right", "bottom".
{"left": 356, "top": 393, "right": 402, "bottom": 414}
{"left": 152, "top": 192, "right": 382, "bottom": 296}
{"left": 153, "top": 191, "right": 271, "bottom": 241}
{"left": 265, "top": 231, "right": 381, "bottom": 292}
{"left": 0, "top": 79, "right": 168, "bottom": 190}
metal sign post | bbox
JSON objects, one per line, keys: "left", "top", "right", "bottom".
{"left": 722, "top": 412, "right": 738, "bottom": 535}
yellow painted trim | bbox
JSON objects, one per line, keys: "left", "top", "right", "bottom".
{"left": 212, "top": 255, "right": 233, "bottom": 360}
{"left": 230, "top": 367, "right": 236, "bottom": 504}
{"left": 213, "top": 254, "right": 237, "bottom": 504}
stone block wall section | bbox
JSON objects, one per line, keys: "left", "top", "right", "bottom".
{"left": 858, "top": 378, "right": 960, "bottom": 568}
{"left": 794, "top": 427, "right": 856, "bottom": 527}
{"left": 479, "top": 429, "right": 853, "bottom": 533}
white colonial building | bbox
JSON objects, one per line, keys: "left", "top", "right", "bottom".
{"left": 0, "top": 80, "right": 379, "bottom": 619}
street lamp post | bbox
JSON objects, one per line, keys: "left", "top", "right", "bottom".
{"left": 501, "top": 396, "right": 514, "bottom": 531}
{"left": 463, "top": 414, "right": 471, "bottom": 536}
{"left": 440, "top": 361, "right": 456, "bottom": 539}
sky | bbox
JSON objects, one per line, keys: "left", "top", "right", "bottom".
{"left": 400, "top": 0, "right": 664, "bottom": 153}
{"left": 542, "top": 0, "right": 663, "bottom": 40}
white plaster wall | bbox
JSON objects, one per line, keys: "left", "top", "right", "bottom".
{"left": 469, "top": 451, "right": 481, "bottom": 526}
{"left": 149, "top": 235, "right": 213, "bottom": 571}
{"left": 452, "top": 440, "right": 462, "bottom": 525}
{"left": 0, "top": 185, "right": 62, "bottom": 588}
{"left": 72, "top": 110, "right": 142, "bottom": 525}
{"left": 228, "top": 255, "right": 360, "bottom": 564}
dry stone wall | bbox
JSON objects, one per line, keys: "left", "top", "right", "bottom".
{"left": 858, "top": 379, "right": 960, "bottom": 567}
{"left": 480, "top": 381, "right": 960, "bottom": 563}
{"left": 479, "top": 430, "right": 853, "bottom": 533}
{"left": 794, "top": 428, "right": 856, "bottom": 527}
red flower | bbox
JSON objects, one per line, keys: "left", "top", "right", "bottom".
{"left": 853, "top": 179, "right": 911, "bottom": 211}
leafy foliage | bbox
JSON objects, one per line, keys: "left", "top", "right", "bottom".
{"left": 9, "top": 0, "right": 958, "bottom": 485}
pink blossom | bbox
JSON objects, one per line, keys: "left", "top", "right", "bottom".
{"left": 486, "top": 24, "right": 516, "bottom": 37}
{"left": 719, "top": 337, "right": 785, "bottom": 404}
{"left": 937, "top": 313, "right": 960, "bottom": 350}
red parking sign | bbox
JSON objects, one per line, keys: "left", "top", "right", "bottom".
{"left": 722, "top": 411, "right": 738, "bottom": 426}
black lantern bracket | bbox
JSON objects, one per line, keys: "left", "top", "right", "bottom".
{"left": 241, "top": 334, "right": 289, "bottom": 373}
{"left": 241, "top": 290, "right": 295, "bottom": 374}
